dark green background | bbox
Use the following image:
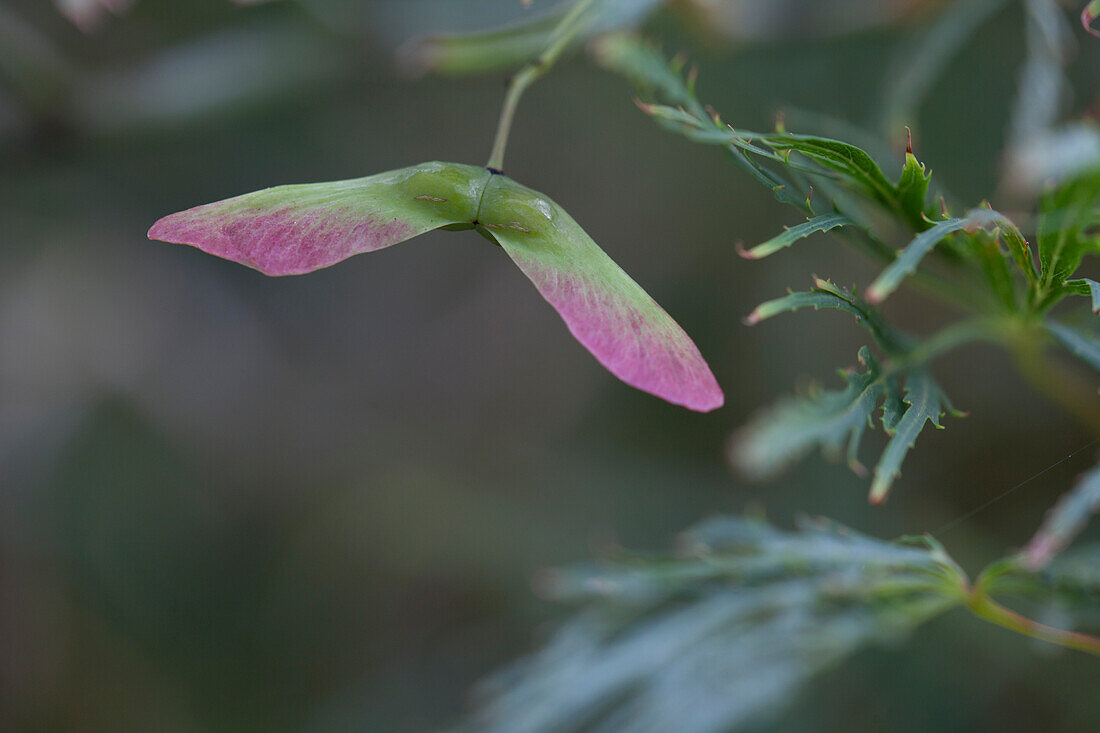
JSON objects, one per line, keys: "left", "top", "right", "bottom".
{"left": 1, "top": 1, "right": 1098, "bottom": 730}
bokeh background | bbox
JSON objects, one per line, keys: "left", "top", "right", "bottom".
{"left": 2, "top": 0, "right": 1099, "bottom": 731}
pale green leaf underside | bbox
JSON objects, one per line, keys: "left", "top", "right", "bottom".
{"left": 461, "top": 516, "right": 961, "bottom": 733}
{"left": 463, "top": 514, "right": 1100, "bottom": 733}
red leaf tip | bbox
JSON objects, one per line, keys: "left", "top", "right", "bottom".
{"left": 734, "top": 241, "right": 757, "bottom": 260}
{"left": 1084, "top": 3, "right": 1100, "bottom": 37}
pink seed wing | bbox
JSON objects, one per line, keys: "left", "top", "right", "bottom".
{"left": 148, "top": 162, "right": 491, "bottom": 276}
{"left": 480, "top": 176, "right": 724, "bottom": 412}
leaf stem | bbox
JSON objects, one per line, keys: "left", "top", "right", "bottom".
{"left": 965, "top": 585, "right": 1100, "bottom": 657}
{"left": 486, "top": 0, "right": 599, "bottom": 172}
{"left": 939, "top": 555, "right": 1100, "bottom": 656}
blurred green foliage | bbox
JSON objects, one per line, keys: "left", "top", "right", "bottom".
{"left": 1, "top": 1, "right": 1099, "bottom": 732}
{"left": 464, "top": 516, "right": 1100, "bottom": 733}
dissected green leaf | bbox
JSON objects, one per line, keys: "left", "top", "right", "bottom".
{"left": 865, "top": 216, "right": 970, "bottom": 303}
{"left": 731, "top": 347, "right": 886, "bottom": 478}
{"left": 970, "top": 227, "right": 1020, "bottom": 310}
{"left": 603, "top": 36, "right": 1073, "bottom": 319}
{"left": 739, "top": 212, "right": 852, "bottom": 259}
{"left": 744, "top": 290, "right": 842, "bottom": 323}
{"left": 628, "top": 99, "right": 814, "bottom": 209}
{"left": 631, "top": 103, "right": 812, "bottom": 174}
{"left": 745, "top": 279, "right": 911, "bottom": 354}
{"left": 1024, "top": 461, "right": 1100, "bottom": 569}
{"left": 865, "top": 207, "right": 1029, "bottom": 305}
{"left": 463, "top": 513, "right": 1100, "bottom": 732}
{"left": 896, "top": 151, "right": 932, "bottom": 224}
{"left": 461, "top": 516, "right": 963, "bottom": 733}
{"left": 761, "top": 133, "right": 933, "bottom": 230}
{"left": 598, "top": 35, "right": 943, "bottom": 239}
{"left": 604, "top": 38, "right": 1067, "bottom": 317}
{"left": 1046, "top": 319, "right": 1100, "bottom": 373}
{"left": 762, "top": 134, "right": 897, "bottom": 200}
{"left": 1066, "top": 278, "right": 1100, "bottom": 313}
{"left": 998, "top": 218, "right": 1039, "bottom": 285}
{"left": 591, "top": 35, "right": 1091, "bottom": 504}
{"left": 869, "top": 369, "right": 956, "bottom": 504}
{"left": 1036, "top": 168, "right": 1100, "bottom": 305}
{"left": 732, "top": 333, "right": 958, "bottom": 499}
{"left": 596, "top": 38, "right": 1099, "bottom": 515}
{"left": 595, "top": 38, "right": 878, "bottom": 201}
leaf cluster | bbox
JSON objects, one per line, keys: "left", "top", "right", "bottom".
{"left": 402, "top": 9, "right": 1100, "bottom": 732}
{"left": 462, "top": 513, "right": 1100, "bottom": 733}
{"left": 593, "top": 33, "right": 1100, "bottom": 501}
